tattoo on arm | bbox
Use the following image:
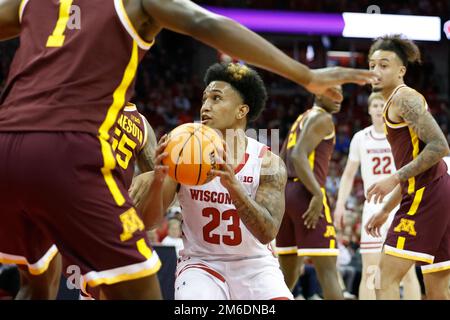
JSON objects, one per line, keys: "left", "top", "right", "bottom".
{"left": 395, "top": 91, "right": 450, "bottom": 182}
{"left": 232, "top": 155, "right": 287, "bottom": 243}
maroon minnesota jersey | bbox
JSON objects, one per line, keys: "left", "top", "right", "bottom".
{"left": 383, "top": 85, "right": 448, "bottom": 195}
{"left": 112, "top": 103, "right": 148, "bottom": 188}
{"left": 0, "top": 0, "right": 153, "bottom": 137}
{"left": 282, "top": 107, "right": 335, "bottom": 187}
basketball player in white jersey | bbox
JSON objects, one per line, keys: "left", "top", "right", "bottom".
{"left": 131, "top": 62, "right": 292, "bottom": 300}
{"left": 334, "top": 92, "right": 421, "bottom": 299}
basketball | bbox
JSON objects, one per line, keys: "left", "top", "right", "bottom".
{"left": 162, "top": 123, "right": 223, "bottom": 185}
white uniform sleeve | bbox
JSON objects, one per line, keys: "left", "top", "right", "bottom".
{"left": 348, "top": 132, "right": 361, "bottom": 162}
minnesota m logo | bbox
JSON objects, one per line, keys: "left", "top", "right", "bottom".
{"left": 323, "top": 225, "right": 336, "bottom": 238}
{"left": 394, "top": 218, "right": 417, "bottom": 236}
{"left": 120, "top": 208, "right": 145, "bottom": 241}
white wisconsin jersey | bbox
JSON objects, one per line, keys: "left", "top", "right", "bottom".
{"left": 444, "top": 156, "right": 450, "bottom": 174}
{"left": 348, "top": 125, "right": 396, "bottom": 198}
{"left": 177, "top": 137, "right": 273, "bottom": 260}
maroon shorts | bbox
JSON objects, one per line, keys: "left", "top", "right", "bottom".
{"left": 0, "top": 132, "right": 160, "bottom": 292}
{"left": 384, "top": 174, "right": 450, "bottom": 274}
{"left": 276, "top": 181, "right": 338, "bottom": 256}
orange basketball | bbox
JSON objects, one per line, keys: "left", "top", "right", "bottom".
{"left": 162, "top": 123, "right": 223, "bottom": 185}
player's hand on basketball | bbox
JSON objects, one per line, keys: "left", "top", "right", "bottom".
{"left": 367, "top": 174, "right": 400, "bottom": 204}
{"left": 210, "top": 142, "right": 240, "bottom": 192}
{"left": 153, "top": 134, "right": 169, "bottom": 183}
{"left": 129, "top": 135, "right": 169, "bottom": 208}
{"left": 303, "top": 195, "right": 324, "bottom": 229}
{"left": 365, "top": 209, "right": 390, "bottom": 238}
{"left": 305, "top": 67, "right": 378, "bottom": 101}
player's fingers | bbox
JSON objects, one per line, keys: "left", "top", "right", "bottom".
{"left": 365, "top": 216, "right": 374, "bottom": 236}
{"left": 155, "top": 152, "right": 168, "bottom": 165}
{"left": 340, "top": 68, "right": 378, "bottom": 85}
{"left": 321, "top": 88, "right": 343, "bottom": 102}
{"left": 210, "top": 169, "right": 225, "bottom": 178}
{"left": 158, "top": 134, "right": 168, "bottom": 144}
{"left": 373, "top": 193, "right": 379, "bottom": 204}
{"left": 374, "top": 225, "right": 380, "bottom": 238}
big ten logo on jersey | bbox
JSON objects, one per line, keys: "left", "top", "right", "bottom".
{"left": 238, "top": 175, "right": 254, "bottom": 184}
{"left": 111, "top": 113, "right": 144, "bottom": 170}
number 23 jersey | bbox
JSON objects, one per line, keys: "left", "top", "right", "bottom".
{"left": 348, "top": 125, "right": 396, "bottom": 198}
{"left": 177, "top": 137, "right": 274, "bottom": 260}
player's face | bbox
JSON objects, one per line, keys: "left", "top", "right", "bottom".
{"left": 368, "top": 98, "right": 385, "bottom": 125}
{"left": 316, "top": 85, "right": 342, "bottom": 113}
{"left": 201, "top": 81, "right": 246, "bottom": 131}
{"left": 369, "top": 50, "right": 406, "bottom": 93}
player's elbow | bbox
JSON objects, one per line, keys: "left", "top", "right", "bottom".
{"left": 258, "top": 233, "right": 275, "bottom": 245}
{"left": 433, "top": 140, "right": 450, "bottom": 159}
{"left": 257, "top": 225, "right": 278, "bottom": 245}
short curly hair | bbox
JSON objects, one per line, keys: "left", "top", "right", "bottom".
{"left": 204, "top": 62, "right": 268, "bottom": 122}
{"left": 369, "top": 34, "right": 421, "bottom": 66}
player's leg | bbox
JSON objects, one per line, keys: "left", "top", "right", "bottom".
{"left": 311, "top": 256, "right": 344, "bottom": 300}
{"left": 15, "top": 253, "right": 62, "bottom": 300}
{"left": 229, "top": 256, "right": 293, "bottom": 300}
{"left": 377, "top": 253, "right": 414, "bottom": 299}
{"left": 18, "top": 132, "right": 163, "bottom": 300}
{"left": 278, "top": 254, "right": 304, "bottom": 291}
{"left": 100, "top": 274, "right": 162, "bottom": 300}
{"left": 401, "top": 265, "right": 421, "bottom": 300}
{"left": 0, "top": 133, "right": 61, "bottom": 300}
{"left": 422, "top": 269, "right": 450, "bottom": 300}
{"left": 358, "top": 252, "right": 380, "bottom": 300}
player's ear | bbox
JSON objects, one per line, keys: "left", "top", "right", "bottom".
{"left": 236, "top": 104, "right": 249, "bottom": 120}
{"left": 399, "top": 65, "right": 406, "bottom": 78}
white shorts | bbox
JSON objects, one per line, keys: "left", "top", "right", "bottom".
{"left": 360, "top": 201, "right": 397, "bottom": 254}
{"left": 174, "top": 255, "right": 293, "bottom": 300}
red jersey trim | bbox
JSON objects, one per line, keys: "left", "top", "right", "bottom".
{"left": 258, "top": 146, "right": 269, "bottom": 158}
{"left": 234, "top": 153, "right": 250, "bottom": 174}
{"left": 178, "top": 264, "right": 226, "bottom": 283}
{"left": 369, "top": 130, "right": 386, "bottom": 141}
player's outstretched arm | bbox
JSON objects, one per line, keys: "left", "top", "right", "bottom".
{"left": 0, "top": 0, "right": 21, "bottom": 40}
{"left": 290, "top": 113, "right": 333, "bottom": 228}
{"left": 141, "top": 0, "right": 377, "bottom": 101}
{"left": 136, "top": 116, "right": 157, "bottom": 173}
{"left": 211, "top": 150, "right": 287, "bottom": 244}
{"left": 393, "top": 89, "right": 450, "bottom": 182}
